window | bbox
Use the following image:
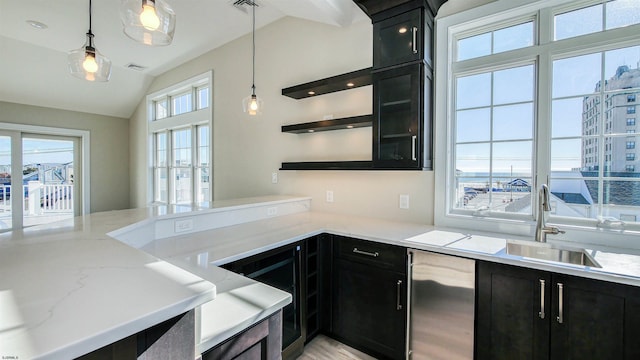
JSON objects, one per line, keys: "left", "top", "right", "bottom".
{"left": 435, "top": 0, "right": 640, "bottom": 238}
{"left": 147, "top": 72, "right": 212, "bottom": 205}
{"left": 151, "top": 81, "right": 209, "bottom": 121}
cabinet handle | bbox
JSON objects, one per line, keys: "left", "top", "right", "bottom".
{"left": 353, "top": 248, "right": 379, "bottom": 257}
{"left": 557, "top": 283, "right": 564, "bottom": 324}
{"left": 396, "top": 280, "right": 403, "bottom": 310}
{"left": 412, "top": 135, "right": 417, "bottom": 161}
{"left": 412, "top": 27, "right": 418, "bottom": 54}
{"left": 539, "top": 279, "right": 545, "bottom": 319}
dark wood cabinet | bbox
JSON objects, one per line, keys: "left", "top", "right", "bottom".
{"left": 550, "top": 273, "right": 640, "bottom": 359}
{"left": 373, "top": 63, "right": 431, "bottom": 169}
{"left": 370, "top": 1, "right": 434, "bottom": 170}
{"left": 203, "top": 311, "right": 282, "bottom": 360}
{"left": 476, "top": 261, "right": 550, "bottom": 360}
{"left": 374, "top": 8, "right": 427, "bottom": 69}
{"left": 477, "top": 261, "right": 640, "bottom": 360}
{"left": 331, "top": 236, "right": 407, "bottom": 360}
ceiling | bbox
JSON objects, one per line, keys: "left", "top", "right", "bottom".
{"left": 0, "top": 0, "right": 367, "bottom": 118}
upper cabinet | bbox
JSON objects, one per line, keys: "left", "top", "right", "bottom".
{"left": 374, "top": 8, "right": 432, "bottom": 70}
{"left": 373, "top": 63, "right": 431, "bottom": 169}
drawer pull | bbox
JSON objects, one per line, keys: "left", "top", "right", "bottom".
{"left": 396, "top": 280, "right": 403, "bottom": 310}
{"left": 353, "top": 248, "right": 379, "bottom": 257}
{"left": 557, "top": 283, "right": 564, "bottom": 324}
{"left": 539, "top": 279, "right": 545, "bottom": 319}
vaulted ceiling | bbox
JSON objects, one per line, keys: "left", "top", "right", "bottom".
{"left": 0, "top": 0, "right": 367, "bottom": 118}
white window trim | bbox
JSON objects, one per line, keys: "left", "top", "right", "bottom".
{"left": 0, "top": 122, "right": 90, "bottom": 217}
{"left": 146, "top": 71, "right": 213, "bottom": 205}
{"left": 434, "top": 0, "right": 640, "bottom": 249}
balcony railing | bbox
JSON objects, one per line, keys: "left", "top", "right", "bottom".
{"left": 0, "top": 182, "right": 73, "bottom": 215}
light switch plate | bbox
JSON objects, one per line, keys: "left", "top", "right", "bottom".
{"left": 399, "top": 194, "right": 410, "bottom": 209}
{"left": 326, "top": 190, "right": 334, "bottom": 203}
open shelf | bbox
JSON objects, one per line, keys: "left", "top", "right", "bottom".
{"left": 280, "top": 161, "right": 373, "bottom": 171}
{"left": 282, "top": 115, "right": 372, "bottom": 134}
{"left": 282, "top": 68, "right": 372, "bottom": 99}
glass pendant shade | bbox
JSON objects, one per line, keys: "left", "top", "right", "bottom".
{"left": 243, "top": 92, "right": 263, "bottom": 116}
{"left": 120, "top": 0, "right": 176, "bottom": 46}
{"left": 68, "top": 33, "right": 112, "bottom": 82}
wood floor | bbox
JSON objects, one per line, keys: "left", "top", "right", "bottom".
{"left": 297, "top": 335, "right": 377, "bottom": 360}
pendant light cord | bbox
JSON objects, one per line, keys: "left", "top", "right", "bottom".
{"left": 87, "top": 0, "right": 94, "bottom": 47}
{"left": 251, "top": 1, "right": 256, "bottom": 95}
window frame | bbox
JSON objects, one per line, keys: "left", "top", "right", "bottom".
{"left": 434, "top": 0, "right": 640, "bottom": 246}
{"left": 146, "top": 71, "right": 213, "bottom": 205}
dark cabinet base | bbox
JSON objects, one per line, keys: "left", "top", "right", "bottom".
{"left": 477, "top": 261, "right": 640, "bottom": 360}
{"left": 203, "top": 311, "right": 283, "bottom": 360}
{"left": 76, "top": 311, "right": 195, "bottom": 360}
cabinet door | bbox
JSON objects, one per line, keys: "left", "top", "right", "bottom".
{"left": 550, "top": 274, "right": 640, "bottom": 360}
{"left": 374, "top": 8, "right": 425, "bottom": 69}
{"left": 476, "top": 261, "right": 550, "bottom": 360}
{"left": 332, "top": 258, "right": 407, "bottom": 360}
{"left": 373, "top": 63, "right": 425, "bottom": 169}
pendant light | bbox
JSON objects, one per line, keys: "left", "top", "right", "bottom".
{"left": 242, "top": 1, "right": 263, "bottom": 116}
{"left": 120, "top": 0, "right": 176, "bottom": 46}
{"left": 68, "top": 0, "right": 112, "bottom": 82}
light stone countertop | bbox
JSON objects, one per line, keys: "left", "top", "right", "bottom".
{"left": 3, "top": 195, "right": 640, "bottom": 360}
{"left": 0, "top": 209, "right": 216, "bottom": 360}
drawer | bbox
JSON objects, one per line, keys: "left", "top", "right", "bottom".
{"left": 334, "top": 236, "right": 406, "bottom": 273}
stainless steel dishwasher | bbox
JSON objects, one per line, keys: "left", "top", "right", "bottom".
{"left": 407, "top": 250, "right": 475, "bottom": 360}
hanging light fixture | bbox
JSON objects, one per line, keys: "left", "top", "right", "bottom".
{"left": 120, "top": 0, "right": 176, "bottom": 46}
{"left": 68, "top": 0, "right": 112, "bottom": 82}
{"left": 242, "top": 1, "right": 263, "bottom": 116}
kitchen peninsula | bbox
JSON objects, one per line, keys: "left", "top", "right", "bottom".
{"left": 2, "top": 195, "right": 640, "bottom": 359}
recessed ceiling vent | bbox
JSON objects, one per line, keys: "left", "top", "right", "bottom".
{"left": 232, "top": 0, "right": 259, "bottom": 14}
{"left": 126, "top": 63, "right": 147, "bottom": 71}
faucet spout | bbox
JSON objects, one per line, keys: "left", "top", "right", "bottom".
{"left": 535, "top": 184, "right": 564, "bottom": 242}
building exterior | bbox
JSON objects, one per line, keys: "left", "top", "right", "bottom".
{"left": 583, "top": 64, "right": 639, "bottom": 173}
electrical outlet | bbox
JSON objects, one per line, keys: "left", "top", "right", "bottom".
{"left": 326, "top": 190, "right": 334, "bottom": 203}
{"left": 399, "top": 194, "right": 410, "bottom": 209}
{"left": 174, "top": 218, "right": 194, "bottom": 233}
{"left": 271, "top": 172, "right": 278, "bottom": 184}
{"left": 267, "top": 207, "right": 278, "bottom": 216}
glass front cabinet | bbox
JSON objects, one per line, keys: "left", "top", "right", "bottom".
{"left": 373, "top": 63, "right": 431, "bottom": 169}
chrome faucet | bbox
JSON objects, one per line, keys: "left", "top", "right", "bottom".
{"left": 535, "top": 184, "right": 565, "bottom": 242}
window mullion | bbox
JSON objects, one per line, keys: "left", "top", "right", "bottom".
{"left": 168, "top": 129, "right": 174, "bottom": 204}
{"left": 191, "top": 124, "right": 197, "bottom": 205}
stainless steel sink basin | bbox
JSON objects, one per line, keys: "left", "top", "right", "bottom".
{"left": 506, "top": 240, "right": 601, "bottom": 268}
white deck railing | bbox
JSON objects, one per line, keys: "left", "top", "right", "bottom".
{"left": 0, "top": 183, "right": 73, "bottom": 215}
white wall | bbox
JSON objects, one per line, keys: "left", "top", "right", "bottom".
{"left": 130, "top": 16, "right": 435, "bottom": 224}
{"left": 0, "top": 101, "right": 130, "bottom": 213}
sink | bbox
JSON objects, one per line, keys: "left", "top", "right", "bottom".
{"left": 506, "top": 240, "right": 601, "bottom": 268}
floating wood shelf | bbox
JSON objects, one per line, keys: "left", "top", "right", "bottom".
{"left": 281, "top": 115, "right": 372, "bottom": 134}
{"left": 280, "top": 161, "right": 374, "bottom": 170}
{"left": 282, "top": 68, "right": 372, "bottom": 99}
